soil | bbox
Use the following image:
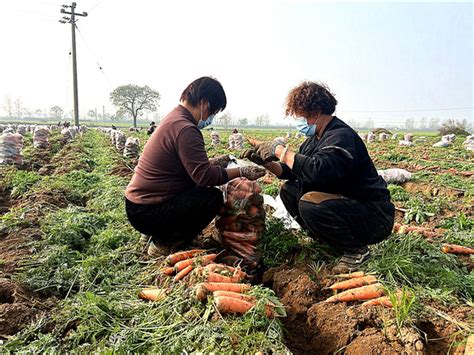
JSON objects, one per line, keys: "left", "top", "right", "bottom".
{"left": 263, "top": 264, "right": 469, "bottom": 355}
{"left": 0, "top": 278, "right": 52, "bottom": 338}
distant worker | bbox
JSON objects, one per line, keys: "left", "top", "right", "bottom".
{"left": 111, "top": 124, "right": 117, "bottom": 130}
{"left": 228, "top": 128, "right": 244, "bottom": 150}
{"left": 210, "top": 128, "right": 221, "bottom": 145}
{"left": 241, "top": 81, "right": 394, "bottom": 273}
{"left": 147, "top": 121, "right": 157, "bottom": 135}
{"left": 125, "top": 77, "right": 265, "bottom": 256}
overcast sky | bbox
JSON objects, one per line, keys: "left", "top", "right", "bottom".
{"left": 0, "top": 0, "right": 472, "bottom": 126}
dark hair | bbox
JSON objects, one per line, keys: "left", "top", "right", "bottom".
{"left": 180, "top": 76, "right": 227, "bottom": 115}
{"left": 232, "top": 128, "right": 238, "bottom": 133}
{"left": 285, "top": 81, "right": 337, "bottom": 117}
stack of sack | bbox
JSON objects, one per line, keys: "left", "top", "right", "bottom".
{"left": 216, "top": 178, "right": 266, "bottom": 269}
{"left": 463, "top": 135, "right": 474, "bottom": 151}
{"left": 379, "top": 133, "right": 390, "bottom": 141}
{"left": 0, "top": 133, "right": 23, "bottom": 165}
{"left": 123, "top": 137, "right": 140, "bottom": 159}
{"left": 110, "top": 129, "right": 117, "bottom": 146}
{"left": 61, "top": 127, "right": 74, "bottom": 143}
{"left": 115, "top": 131, "right": 126, "bottom": 153}
{"left": 399, "top": 133, "right": 414, "bottom": 147}
{"left": 16, "top": 125, "right": 26, "bottom": 135}
{"left": 33, "top": 127, "right": 50, "bottom": 149}
{"left": 367, "top": 132, "right": 376, "bottom": 143}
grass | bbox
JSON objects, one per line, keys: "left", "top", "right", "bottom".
{"left": 1, "top": 126, "right": 473, "bottom": 353}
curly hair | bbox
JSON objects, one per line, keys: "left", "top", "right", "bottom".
{"left": 285, "top": 81, "right": 337, "bottom": 117}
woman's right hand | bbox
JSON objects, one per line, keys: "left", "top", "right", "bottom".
{"left": 240, "top": 149, "right": 265, "bottom": 165}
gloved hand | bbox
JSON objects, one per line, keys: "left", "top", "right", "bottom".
{"left": 240, "top": 149, "right": 265, "bottom": 165}
{"left": 255, "top": 137, "right": 286, "bottom": 162}
{"left": 239, "top": 165, "right": 266, "bottom": 180}
{"left": 209, "top": 154, "right": 231, "bottom": 169}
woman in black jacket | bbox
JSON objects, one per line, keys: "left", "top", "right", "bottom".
{"left": 242, "top": 81, "right": 394, "bottom": 272}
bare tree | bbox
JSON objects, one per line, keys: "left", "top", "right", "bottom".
{"left": 14, "top": 97, "right": 23, "bottom": 118}
{"left": 110, "top": 84, "right": 160, "bottom": 128}
{"left": 3, "top": 96, "right": 13, "bottom": 117}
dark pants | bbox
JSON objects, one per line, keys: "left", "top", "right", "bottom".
{"left": 280, "top": 181, "right": 395, "bottom": 251}
{"left": 125, "top": 187, "right": 224, "bottom": 246}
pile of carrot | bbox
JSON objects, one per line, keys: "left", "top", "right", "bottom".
{"left": 159, "top": 249, "right": 218, "bottom": 281}
{"left": 216, "top": 178, "right": 265, "bottom": 268}
{"left": 393, "top": 223, "right": 445, "bottom": 238}
{"left": 325, "top": 272, "right": 388, "bottom": 305}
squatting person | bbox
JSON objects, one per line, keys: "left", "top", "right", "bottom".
{"left": 125, "top": 76, "right": 265, "bottom": 256}
{"left": 242, "top": 81, "right": 394, "bottom": 272}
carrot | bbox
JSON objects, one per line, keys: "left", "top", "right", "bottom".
{"left": 325, "top": 283, "right": 385, "bottom": 303}
{"left": 214, "top": 295, "right": 255, "bottom": 315}
{"left": 213, "top": 290, "right": 256, "bottom": 303}
{"left": 165, "top": 249, "right": 206, "bottom": 265}
{"left": 361, "top": 296, "right": 393, "bottom": 308}
{"left": 205, "top": 264, "right": 248, "bottom": 279}
{"left": 174, "top": 265, "right": 193, "bottom": 281}
{"left": 207, "top": 272, "right": 235, "bottom": 283}
{"left": 138, "top": 287, "right": 167, "bottom": 302}
{"left": 361, "top": 291, "right": 405, "bottom": 308}
{"left": 196, "top": 282, "right": 251, "bottom": 301}
{"left": 247, "top": 138, "right": 264, "bottom": 147}
{"left": 161, "top": 267, "right": 175, "bottom": 276}
{"left": 333, "top": 271, "right": 366, "bottom": 279}
{"left": 174, "top": 253, "right": 217, "bottom": 272}
{"left": 465, "top": 333, "right": 474, "bottom": 355}
{"left": 329, "top": 275, "right": 378, "bottom": 291}
{"left": 248, "top": 205, "right": 259, "bottom": 218}
{"left": 441, "top": 244, "right": 474, "bottom": 255}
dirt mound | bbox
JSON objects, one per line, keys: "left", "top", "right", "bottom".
{"left": 0, "top": 279, "right": 40, "bottom": 337}
{"left": 110, "top": 159, "right": 134, "bottom": 177}
{"left": 263, "top": 265, "right": 456, "bottom": 354}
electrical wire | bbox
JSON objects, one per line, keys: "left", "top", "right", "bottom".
{"left": 74, "top": 23, "right": 113, "bottom": 89}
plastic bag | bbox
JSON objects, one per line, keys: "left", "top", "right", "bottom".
{"left": 263, "top": 194, "right": 301, "bottom": 229}
{"left": 216, "top": 178, "right": 265, "bottom": 269}
{"left": 378, "top": 168, "right": 412, "bottom": 184}
{"left": 115, "top": 131, "right": 126, "bottom": 152}
{"left": 398, "top": 140, "right": 414, "bottom": 147}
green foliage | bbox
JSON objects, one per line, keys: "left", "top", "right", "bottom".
{"left": 3, "top": 169, "right": 41, "bottom": 197}
{"left": 388, "top": 184, "right": 410, "bottom": 202}
{"left": 261, "top": 179, "right": 280, "bottom": 197}
{"left": 438, "top": 212, "right": 474, "bottom": 232}
{"left": 367, "top": 234, "right": 473, "bottom": 300}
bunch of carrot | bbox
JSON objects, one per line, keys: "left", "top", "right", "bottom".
{"left": 216, "top": 178, "right": 266, "bottom": 268}
{"left": 159, "top": 249, "right": 218, "bottom": 281}
{"left": 325, "top": 272, "right": 390, "bottom": 306}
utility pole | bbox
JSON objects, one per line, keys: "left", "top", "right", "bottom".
{"left": 59, "top": 3, "right": 87, "bottom": 127}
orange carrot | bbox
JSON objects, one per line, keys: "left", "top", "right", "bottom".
{"left": 161, "top": 267, "right": 175, "bottom": 276}
{"left": 138, "top": 288, "right": 167, "bottom": 302}
{"left": 196, "top": 282, "right": 251, "bottom": 301}
{"left": 325, "top": 283, "right": 385, "bottom": 303}
{"left": 361, "top": 291, "right": 406, "bottom": 308}
{"left": 174, "top": 265, "right": 193, "bottom": 281}
{"left": 207, "top": 271, "right": 235, "bottom": 283}
{"left": 329, "top": 275, "right": 378, "bottom": 291}
{"left": 247, "top": 138, "right": 264, "bottom": 147}
{"left": 441, "top": 244, "right": 474, "bottom": 255}
{"left": 174, "top": 253, "right": 217, "bottom": 272}
{"left": 248, "top": 205, "right": 259, "bottom": 218}
{"left": 333, "top": 271, "right": 366, "bottom": 279}
{"left": 165, "top": 249, "right": 206, "bottom": 265}
{"left": 213, "top": 290, "right": 256, "bottom": 303}
{"left": 214, "top": 295, "right": 255, "bottom": 314}
{"left": 361, "top": 296, "right": 393, "bottom": 308}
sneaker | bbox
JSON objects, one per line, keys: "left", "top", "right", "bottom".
{"left": 332, "top": 246, "right": 371, "bottom": 274}
{"left": 147, "top": 241, "right": 171, "bottom": 257}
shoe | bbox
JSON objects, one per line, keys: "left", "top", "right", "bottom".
{"left": 147, "top": 241, "right": 171, "bottom": 257}
{"left": 332, "top": 246, "right": 371, "bottom": 274}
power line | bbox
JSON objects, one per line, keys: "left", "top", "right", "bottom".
{"left": 339, "top": 106, "right": 474, "bottom": 113}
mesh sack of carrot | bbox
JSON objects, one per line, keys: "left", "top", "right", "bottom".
{"left": 216, "top": 177, "right": 265, "bottom": 269}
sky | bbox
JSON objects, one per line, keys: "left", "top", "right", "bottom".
{"left": 0, "top": 0, "right": 472, "bottom": 127}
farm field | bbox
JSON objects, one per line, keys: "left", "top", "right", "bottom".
{"left": 0, "top": 126, "right": 473, "bottom": 354}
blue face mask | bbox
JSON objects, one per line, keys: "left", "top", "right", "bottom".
{"left": 198, "top": 114, "right": 214, "bottom": 129}
{"left": 295, "top": 117, "right": 316, "bottom": 137}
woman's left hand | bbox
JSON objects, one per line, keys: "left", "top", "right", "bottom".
{"left": 255, "top": 138, "right": 286, "bottom": 162}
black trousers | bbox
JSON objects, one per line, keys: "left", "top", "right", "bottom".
{"left": 125, "top": 187, "right": 224, "bottom": 246}
{"left": 280, "top": 181, "right": 395, "bottom": 251}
